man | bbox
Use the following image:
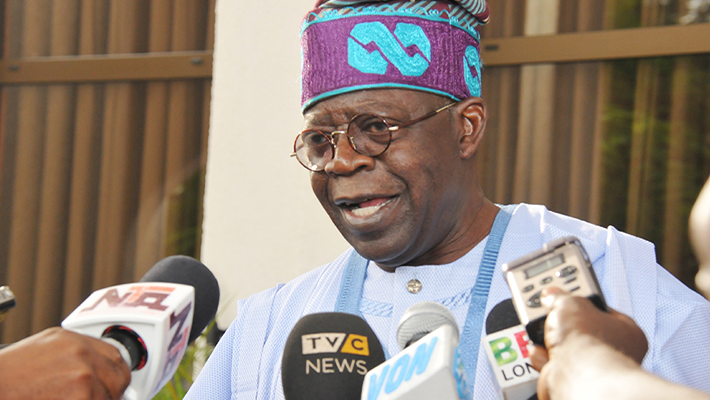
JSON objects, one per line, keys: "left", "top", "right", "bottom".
{"left": 186, "top": 1, "right": 710, "bottom": 398}
{"left": 529, "top": 176, "right": 710, "bottom": 400}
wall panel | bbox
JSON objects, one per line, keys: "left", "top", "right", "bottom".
{"left": 0, "top": 0, "right": 214, "bottom": 343}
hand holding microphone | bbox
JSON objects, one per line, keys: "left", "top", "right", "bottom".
{"left": 0, "top": 327, "right": 131, "bottom": 400}
{"left": 0, "top": 256, "right": 218, "bottom": 400}
{"left": 531, "top": 287, "right": 648, "bottom": 400}
{"left": 501, "top": 235, "right": 646, "bottom": 368}
{"left": 62, "top": 255, "right": 220, "bottom": 400}
{"left": 529, "top": 287, "right": 648, "bottom": 369}
{"left": 500, "top": 237, "right": 647, "bottom": 400}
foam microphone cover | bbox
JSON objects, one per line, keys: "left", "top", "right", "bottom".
{"left": 486, "top": 298, "right": 521, "bottom": 335}
{"left": 281, "top": 312, "right": 386, "bottom": 400}
{"left": 140, "top": 255, "right": 220, "bottom": 344}
{"left": 396, "top": 301, "right": 458, "bottom": 349}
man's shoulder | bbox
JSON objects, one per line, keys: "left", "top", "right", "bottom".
{"left": 238, "top": 247, "right": 354, "bottom": 316}
{"left": 509, "top": 203, "right": 655, "bottom": 260}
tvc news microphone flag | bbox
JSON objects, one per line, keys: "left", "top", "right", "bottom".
{"left": 62, "top": 255, "right": 220, "bottom": 400}
{"left": 281, "top": 312, "right": 386, "bottom": 400}
{"left": 482, "top": 299, "right": 539, "bottom": 400}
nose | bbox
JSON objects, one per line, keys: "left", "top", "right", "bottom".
{"left": 323, "top": 132, "right": 375, "bottom": 175}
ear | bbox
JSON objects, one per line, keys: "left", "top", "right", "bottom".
{"left": 457, "top": 97, "right": 487, "bottom": 159}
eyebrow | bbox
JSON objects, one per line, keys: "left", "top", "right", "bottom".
{"left": 303, "top": 101, "right": 410, "bottom": 128}
{"left": 303, "top": 113, "right": 336, "bottom": 128}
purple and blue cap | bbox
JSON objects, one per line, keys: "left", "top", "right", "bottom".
{"left": 300, "top": 0, "right": 490, "bottom": 111}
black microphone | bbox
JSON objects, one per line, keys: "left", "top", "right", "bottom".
{"left": 63, "top": 255, "right": 220, "bottom": 400}
{"left": 281, "top": 312, "right": 386, "bottom": 400}
{"left": 483, "top": 299, "right": 539, "bottom": 400}
{"left": 485, "top": 298, "right": 521, "bottom": 335}
{"left": 139, "top": 255, "right": 220, "bottom": 344}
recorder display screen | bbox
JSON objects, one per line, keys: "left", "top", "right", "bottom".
{"left": 524, "top": 254, "right": 565, "bottom": 279}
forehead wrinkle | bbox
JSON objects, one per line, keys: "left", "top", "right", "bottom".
{"left": 303, "top": 112, "right": 336, "bottom": 128}
{"left": 349, "top": 98, "right": 412, "bottom": 115}
{"left": 305, "top": 98, "right": 418, "bottom": 127}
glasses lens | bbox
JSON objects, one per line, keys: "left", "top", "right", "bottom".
{"left": 348, "top": 114, "right": 391, "bottom": 156}
{"left": 295, "top": 130, "right": 332, "bottom": 171}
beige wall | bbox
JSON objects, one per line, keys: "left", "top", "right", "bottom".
{"left": 204, "top": 0, "right": 349, "bottom": 328}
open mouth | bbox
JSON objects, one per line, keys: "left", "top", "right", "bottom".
{"left": 339, "top": 197, "right": 395, "bottom": 218}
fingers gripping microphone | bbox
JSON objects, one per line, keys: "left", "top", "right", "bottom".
{"left": 361, "top": 302, "right": 471, "bottom": 400}
{"left": 281, "top": 312, "right": 386, "bottom": 400}
{"left": 62, "top": 255, "right": 220, "bottom": 400}
{"left": 482, "top": 299, "right": 539, "bottom": 400}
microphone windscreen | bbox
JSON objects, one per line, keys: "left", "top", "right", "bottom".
{"left": 281, "top": 312, "right": 386, "bottom": 400}
{"left": 139, "top": 255, "right": 220, "bottom": 344}
{"left": 485, "top": 299, "right": 521, "bottom": 335}
{"left": 396, "top": 301, "right": 458, "bottom": 350}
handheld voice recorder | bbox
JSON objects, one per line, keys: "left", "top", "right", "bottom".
{"left": 501, "top": 236, "right": 607, "bottom": 346}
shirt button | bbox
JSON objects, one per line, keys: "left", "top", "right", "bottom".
{"left": 407, "top": 279, "right": 422, "bottom": 294}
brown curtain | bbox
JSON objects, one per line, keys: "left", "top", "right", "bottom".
{"left": 477, "top": 0, "right": 525, "bottom": 204}
{"left": 480, "top": 0, "right": 710, "bottom": 290}
{"left": 0, "top": 0, "right": 215, "bottom": 343}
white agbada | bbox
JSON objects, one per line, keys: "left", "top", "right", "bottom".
{"left": 186, "top": 204, "right": 710, "bottom": 399}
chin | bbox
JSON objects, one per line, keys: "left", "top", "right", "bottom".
{"left": 346, "top": 236, "right": 419, "bottom": 269}
{"left": 327, "top": 208, "right": 420, "bottom": 267}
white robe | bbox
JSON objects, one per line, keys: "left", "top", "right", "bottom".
{"left": 186, "top": 204, "right": 710, "bottom": 399}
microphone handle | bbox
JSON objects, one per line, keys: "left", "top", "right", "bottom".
{"left": 102, "top": 337, "right": 134, "bottom": 369}
{"left": 101, "top": 326, "right": 148, "bottom": 371}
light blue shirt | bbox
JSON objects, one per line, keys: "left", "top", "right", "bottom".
{"left": 186, "top": 204, "right": 710, "bottom": 399}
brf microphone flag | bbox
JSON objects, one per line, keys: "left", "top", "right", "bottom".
{"left": 482, "top": 324, "right": 539, "bottom": 400}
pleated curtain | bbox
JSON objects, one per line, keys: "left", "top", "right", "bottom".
{"left": 0, "top": 0, "right": 215, "bottom": 343}
{"left": 480, "top": 0, "right": 710, "bottom": 290}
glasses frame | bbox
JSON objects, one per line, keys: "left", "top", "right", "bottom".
{"left": 291, "top": 101, "right": 457, "bottom": 171}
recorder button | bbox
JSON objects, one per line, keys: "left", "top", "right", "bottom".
{"left": 556, "top": 266, "right": 577, "bottom": 278}
{"left": 522, "top": 284, "right": 535, "bottom": 293}
{"left": 527, "top": 292, "right": 542, "bottom": 308}
{"left": 541, "top": 277, "right": 553, "bottom": 285}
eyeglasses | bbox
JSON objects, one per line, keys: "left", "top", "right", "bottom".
{"left": 291, "top": 102, "right": 456, "bottom": 171}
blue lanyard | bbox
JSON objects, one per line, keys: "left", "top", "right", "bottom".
{"left": 334, "top": 204, "right": 515, "bottom": 387}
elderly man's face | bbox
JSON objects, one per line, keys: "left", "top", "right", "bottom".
{"left": 305, "top": 89, "right": 474, "bottom": 268}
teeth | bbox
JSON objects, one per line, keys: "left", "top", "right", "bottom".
{"left": 346, "top": 198, "right": 390, "bottom": 218}
{"left": 350, "top": 205, "right": 381, "bottom": 217}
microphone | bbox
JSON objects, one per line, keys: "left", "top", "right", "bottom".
{"left": 361, "top": 302, "right": 471, "bottom": 400}
{"left": 62, "top": 255, "right": 220, "bottom": 400}
{"left": 281, "top": 312, "right": 386, "bottom": 400}
{"left": 0, "top": 286, "right": 17, "bottom": 323}
{"left": 482, "top": 299, "right": 539, "bottom": 400}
